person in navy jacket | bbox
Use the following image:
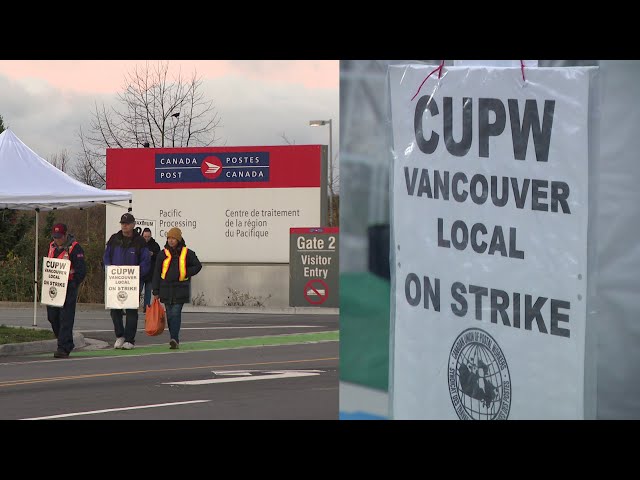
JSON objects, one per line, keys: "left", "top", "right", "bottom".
{"left": 103, "top": 213, "right": 151, "bottom": 350}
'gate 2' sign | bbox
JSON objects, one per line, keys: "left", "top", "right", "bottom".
{"left": 289, "top": 227, "right": 339, "bottom": 308}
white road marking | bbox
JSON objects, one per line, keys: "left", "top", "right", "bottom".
{"left": 20, "top": 400, "right": 211, "bottom": 420}
{"left": 165, "top": 369, "right": 324, "bottom": 385}
{"left": 213, "top": 371, "right": 253, "bottom": 376}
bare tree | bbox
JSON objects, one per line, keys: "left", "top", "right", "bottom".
{"left": 47, "top": 146, "right": 105, "bottom": 189}
{"left": 280, "top": 132, "right": 295, "bottom": 145}
{"left": 76, "top": 61, "right": 223, "bottom": 186}
{"left": 48, "top": 149, "right": 71, "bottom": 172}
{"left": 72, "top": 144, "right": 106, "bottom": 188}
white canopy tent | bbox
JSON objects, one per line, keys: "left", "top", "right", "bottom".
{"left": 0, "top": 129, "right": 132, "bottom": 326}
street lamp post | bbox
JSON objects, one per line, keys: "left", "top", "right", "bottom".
{"left": 309, "top": 119, "right": 333, "bottom": 226}
{"left": 171, "top": 112, "right": 180, "bottom": 147}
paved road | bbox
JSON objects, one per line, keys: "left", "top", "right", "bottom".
{"left": 0, "top": 306, "right": 337, "bottom": 348}
{"left": 0, "top": 306, "right": 338, "bottom": 420}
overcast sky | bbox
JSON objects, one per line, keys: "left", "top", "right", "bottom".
{"left": 0, "top": 60, "right": 338, "bottom": 179}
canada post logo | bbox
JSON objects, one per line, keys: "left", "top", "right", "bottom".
{"left": 155, "top": 152, "right": 270, "bottom": 183}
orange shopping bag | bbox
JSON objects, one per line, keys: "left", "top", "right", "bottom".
{"left": 145, "top": 297, "right": 166, "bottom": 336}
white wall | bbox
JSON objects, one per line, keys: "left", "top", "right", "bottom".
{"left": 190, "top": 264, "right": 289, "bottom": 307}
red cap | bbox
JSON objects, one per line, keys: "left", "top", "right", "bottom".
{"left": 52, "top": 223, "right": 67, "bottom": 238}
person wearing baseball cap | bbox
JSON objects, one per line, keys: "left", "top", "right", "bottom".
{"left": 103, "top": 212, "right": 151, "bottom": 350}
{"left": 120, "top": 212, "right": 135, "bottom": 224}
{"left": 46, "top": 223, "right": 86, "bottom": 358}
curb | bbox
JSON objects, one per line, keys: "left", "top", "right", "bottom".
{"left": 0, "top": 331, "right": 86, "bottom": 357}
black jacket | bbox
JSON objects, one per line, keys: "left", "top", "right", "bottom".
{"left": 151, "top": 239, "right": 202, "bottom": 305}
{"left": 142, "top": 237, "right": 161, "bottom": 283}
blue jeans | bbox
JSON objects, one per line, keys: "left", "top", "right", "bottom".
{"left": 165, "top": 303, "right": 184, "bottom": 343}
{"left": 143, "top": 281, "right": 153, "bottom": 309}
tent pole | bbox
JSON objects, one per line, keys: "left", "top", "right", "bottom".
{"left": 33, "top": 209, "right": 39, "bottom": 326}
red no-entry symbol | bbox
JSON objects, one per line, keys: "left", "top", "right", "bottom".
{"left": 303, "top": 278, "right": 329, "bottom": 305}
